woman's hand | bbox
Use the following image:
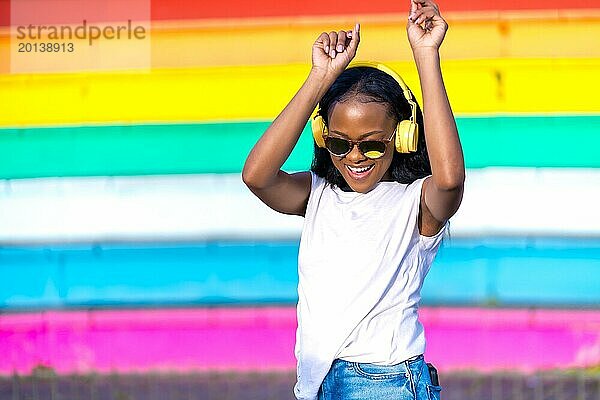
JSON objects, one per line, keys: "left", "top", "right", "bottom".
{"left": 311, "top": 23, "right": 360, "bottom": 79}
{"left": 407, "top": 0, "right": 448, "bottom": 51}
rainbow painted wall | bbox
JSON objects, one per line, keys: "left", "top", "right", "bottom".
{"left": 1, "top": 0, "right": 599, "bottom": 375}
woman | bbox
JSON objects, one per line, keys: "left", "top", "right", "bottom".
{"left": 243, "top": 0, "right": 464, "bottom": 398}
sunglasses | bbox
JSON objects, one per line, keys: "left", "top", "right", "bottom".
{"left": 324, "top": 129, "right": 396, "bottom": 159}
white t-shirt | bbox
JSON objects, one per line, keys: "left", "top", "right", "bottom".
{"left": 293, "top": 172, "right": 447, "bottom": 400}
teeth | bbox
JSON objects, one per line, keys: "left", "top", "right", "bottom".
{"left": 347, "top": 165, "right": 373, "bottom": 173}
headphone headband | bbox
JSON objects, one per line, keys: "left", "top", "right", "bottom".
{"left": 347, "top": 61, "right": 417, "bottom": 124}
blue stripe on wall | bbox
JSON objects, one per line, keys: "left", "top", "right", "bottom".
{"left": 1, "top": 237, "right": 599, "bottom": 309}
{"left": 428, "top": 237, "right": 600, "bottom": 306}
{"left": 0, "top": 242, "right": 300, "bottom": 308}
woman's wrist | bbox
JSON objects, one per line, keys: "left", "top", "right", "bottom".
{"left": 412, "top": 47, "right": 440, "bottom": 63}
{"left": 307, "top": 67, "right": 337, "bottom": 99}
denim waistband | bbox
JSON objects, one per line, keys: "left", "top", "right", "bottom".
{"left": 333, "top": 354, "right": 424, "bottom": 369}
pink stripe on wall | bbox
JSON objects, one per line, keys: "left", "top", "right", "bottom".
{"left": 1, "top": 307, "right": 599, "bottom": 375}
{"left": 420, "top": 308, "right": 600, "bottom": 372}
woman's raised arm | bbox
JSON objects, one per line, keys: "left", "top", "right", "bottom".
{"left": 242, "top": 24, "right": 360, "bottom": 216}
{"left": 407, "top": 0, "right": 465, "bottom": 233}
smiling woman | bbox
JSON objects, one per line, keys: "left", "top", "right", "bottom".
{"left": 242, "top": 0, "right": 464, "bottom": 398}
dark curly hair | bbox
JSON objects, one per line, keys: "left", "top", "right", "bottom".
{"left": 310, "top": 66, "right": 431, "bottom": 189}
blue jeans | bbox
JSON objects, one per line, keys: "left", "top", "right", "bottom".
{"left": 317, "top": 355, "right": 442, "bottom": 400}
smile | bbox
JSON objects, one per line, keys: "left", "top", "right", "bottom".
{"left": 345, "top": 164, "right": 374, "bottom": 179}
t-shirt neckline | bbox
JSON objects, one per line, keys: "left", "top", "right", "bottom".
{"left": 331, "top": 180, "right": 398, "bottom": 198}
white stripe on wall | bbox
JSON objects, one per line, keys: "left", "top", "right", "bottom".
{"left": 1, "top": 168, "right": 599, "bottom": 243}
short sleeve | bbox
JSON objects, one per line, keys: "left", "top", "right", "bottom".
{"left": 420, "top": 220, "right": 448, "bottom": 251}
{"left": 407, "top": 176, "right": 449, "bottom": 252}
{"left": 304, "top": 171, "right": 327, "bottom": 219}
{"left": 309, "top": 171, "right": 327, "bottom": 197}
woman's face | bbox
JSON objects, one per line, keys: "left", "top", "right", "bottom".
{"left": 327, "top": 98, "right": 396, "bottom": 193}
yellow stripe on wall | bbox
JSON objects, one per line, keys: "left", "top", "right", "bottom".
{"left": 1, "top": 59, "right": 599, "bottom": 128}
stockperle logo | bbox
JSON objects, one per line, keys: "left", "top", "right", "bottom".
{"left": 10, "top": 0, "right": 151, "bottom": 73}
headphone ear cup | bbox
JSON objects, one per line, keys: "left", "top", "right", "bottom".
{"left": 311, "top": 115, "right": 327, "bottom": 148}
{"left": 395, "top": 120, "right": 419, "bottom": 153}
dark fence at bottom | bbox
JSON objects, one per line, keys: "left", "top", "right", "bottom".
{"left": 1, "top": 369, "right": 599, "bottom": 400}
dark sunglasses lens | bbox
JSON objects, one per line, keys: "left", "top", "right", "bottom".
{"left": 325, "top": 137, "right": 351, "bottom": 156}
{"left": 359, "top": 141, "right": 387, "bottom": 159}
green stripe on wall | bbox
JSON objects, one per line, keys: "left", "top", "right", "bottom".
{"left": 458, "top": 116, "right": 600, "bottom": 168}
{"left": 0, "top": 122, "right": 308, "bottom": 179}
{"left": 1, "top": 115, "right": 599, "bottom": 179}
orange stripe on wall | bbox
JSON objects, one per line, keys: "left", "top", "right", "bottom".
{"left": 149, "top": 0, "right": 599, "bottom": 21}
{"left": 0, "top": 28, "right": 7, "bottom": 74}
{"left": 2, "top": 12, "right": 598, "bottom": 74}
{"left": 147, "top": 14, "right": 600, "bottom": 69}
{"left": 0, "top": 0, "right": 7, "bottom": 75}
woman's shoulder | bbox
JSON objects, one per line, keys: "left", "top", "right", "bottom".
{"left": 308, "top": 170, "right": 330, "bottom": 193}
{"left": 378, "top": 176, "right": 429, "bottom": 198}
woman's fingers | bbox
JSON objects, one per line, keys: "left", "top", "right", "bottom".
{"left": 318, "top": 32, "right": 331, "bottom": 54}
{"left": 407, "top": 0, "right": 448, "bottom": 49}
{"left": 409, "top": 0, "right": 439, "bottom": 20}
{"left": 346, "top": 23, "right": 360, "bottom": 56}
{"left": 328, "top": 31, "right": 338, "bottom": 58}
{"left": 410, "top": 7, "right": 437, "bottom": 25}
{"left": 336, "top": 31, "right": 348, "bottom": 53}
{"left": 410, "top": 0, "right": 418, "bottom": 15}
{"left": 411, "top": 0, "right": 439, "bottom": 11}
{"left": 408, "top": 0, "right": 443, "bottom": 29}
{"left": 312, "top": 24, "right": 359, "bottom": 72}
{"left": 319, "top": 27, "right": 358, "bottom": 59}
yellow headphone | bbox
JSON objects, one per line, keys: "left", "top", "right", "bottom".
{"left": 311, "top": 61, "right": 419, "bottom": 154}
